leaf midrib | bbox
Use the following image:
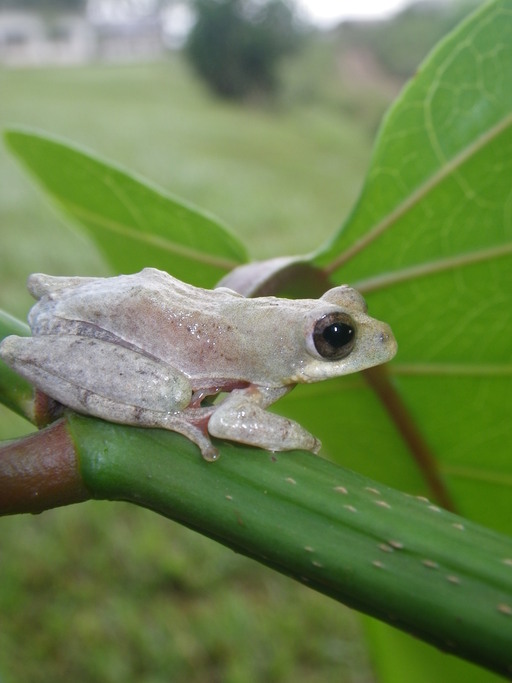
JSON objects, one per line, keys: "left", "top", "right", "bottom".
{"left": 392, "top": 363, "right": 512, "bottom": 377}
{"left": 325, "top": 111, "right": 512, "bottom": 275}
{"left": 59, "top": 200, "right": 241, "bottom": 270}
{"left": 354, "top": 242, "right": 512, "bottom": 293}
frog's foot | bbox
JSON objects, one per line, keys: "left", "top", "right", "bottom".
{"left": 124, "top": 407, "right": 220, "bottom": 461}
{"left": 167, "top": 408, "right": 219, "bottom": 461}
{"left": 207, "top": 386, "right": 321, "bottom": 455}
{"left": 160, "top": 416, "right": 220, "bottom": 461}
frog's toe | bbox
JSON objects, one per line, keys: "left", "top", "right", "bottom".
{"left": 27, "top": 273, "right": 98, "bottom": 299}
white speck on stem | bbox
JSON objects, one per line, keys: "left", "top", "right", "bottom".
{"left": 452, "top": 522, "right": 465, "bottom": 531}
{"left": 344, "top": 504, "right": 358, "bottom": 513}
{"left": 334, "top": 485, "right": 348, "bottom": 494}
{"left": 285, "top": 477, "right": 297, "bottom": 485}
{"left": 422, "top": 559, "right": 439, "bottom": 570}
{"left": 497, "top": 603, "right": 512, "bottom": 616}
{"left": 446, "top": 575, "right": 461, "bottom": 585}
{"left": 388, "top": 540, "right": 404, "bottom": 550}
{"left": 375, "top": 500, "right": 391, "bottom": 509}
{"left": 365, "top": 486, "right": 381, "bottom": 495}
{"left": 372, "top": 560, "right": 385, "bottom": 569}
{"left": 379, "top": 543, "right": 394, "bottom": 553}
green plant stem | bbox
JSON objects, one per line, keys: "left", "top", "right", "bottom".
{"left": 1, "top": 407, "right": 512, "bottom": 676}
{"left": 66, "top": 413, "right": 512, "bottom": 678}
{"left": 0, "top": 311, "right": 33, "bottom": 420}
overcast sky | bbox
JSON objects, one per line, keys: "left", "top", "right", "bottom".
{"left": 296, "top": 0, "right": 414, "bottom": 27}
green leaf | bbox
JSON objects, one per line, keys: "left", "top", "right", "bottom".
{"left": 4, "top": 129, "right": 247, "bottom": 287}
{"left": 300, "top": 0, "right": 512, "bottom": 521}
{"left": 315, "top": 0, "right": 512, "bottom": 279}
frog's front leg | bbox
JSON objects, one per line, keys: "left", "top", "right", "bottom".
{"left": 0, "top": 334, "right": 220, "bottom": 461}
{"left": 208, "top": 385, "right": 321, "bottom": 454}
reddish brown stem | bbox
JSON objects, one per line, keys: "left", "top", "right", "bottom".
{"left": 0, "top": 419, "right": 90, "bottom": 515}
{"left": 364, "top": 365, "right": 455, "bottom": 511}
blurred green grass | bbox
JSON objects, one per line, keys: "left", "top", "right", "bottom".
{"left": 0, "top": 503, "right": 372, "bottom": 683}
{"left": 0, "top": 57, "right": 380, "bottom": 682}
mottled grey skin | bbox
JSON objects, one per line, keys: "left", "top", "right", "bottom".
{"left": 0, "top": 268, "right": 397, "bottom": 460}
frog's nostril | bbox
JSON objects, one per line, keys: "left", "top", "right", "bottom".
{"left": 375, "top": 324, "right": 398, "bottom": 360}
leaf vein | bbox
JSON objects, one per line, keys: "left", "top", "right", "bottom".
{"left": 392, "top": 363, "right": 512, "bottom": 377}
{"left": 326, "top": 111, "right": 512, "bottom": 275}
{"left": 354, "top": 242, "right": 512, "bottom": 293}
{"left": 61, "top": 201, "right": 240, "bottom": 270}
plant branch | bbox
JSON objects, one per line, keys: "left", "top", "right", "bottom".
{"left": 1, "top": 409, "right": 511, "bottom": 675}
{"left": 0, "top": 419, "right": 90, "bottom": 515}
{"left": 65, "top": 413, "right": 512, "bottom": 678}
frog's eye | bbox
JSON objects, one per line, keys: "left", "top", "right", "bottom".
{"left": 312, "top": 312, "right": 356, "bottom": 360}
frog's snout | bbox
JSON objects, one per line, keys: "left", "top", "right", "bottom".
{"left": 377, "top": 323, "right": 398, "bottom": 360}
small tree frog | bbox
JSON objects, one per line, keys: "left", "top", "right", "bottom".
{"left": 0, "top": 268, "right": 397, "bottom": 460}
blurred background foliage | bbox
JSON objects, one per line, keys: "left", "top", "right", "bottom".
{"left": 0, "top": 1, "right": 484, "bottom": 681}
{"left": 185, "top": 0, "right": 305, "bottom": 101}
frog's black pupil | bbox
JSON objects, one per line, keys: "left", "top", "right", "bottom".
{"left": 323, "top": 322, "right": 354, "bottom": 348}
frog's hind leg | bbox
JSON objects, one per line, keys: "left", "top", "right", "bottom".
{"left": 1, "top": 333, "right": 220, "bottom": 460}
{"left": 0, "top": 334, "right": 189, "bottom": 408}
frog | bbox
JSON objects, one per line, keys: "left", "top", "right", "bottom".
{"left": 0, "top": 267, "right": 397, "bottom": 461}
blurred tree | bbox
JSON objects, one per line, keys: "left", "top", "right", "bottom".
{"left": 185, "top": 0, "right": 304, "bottom": 101}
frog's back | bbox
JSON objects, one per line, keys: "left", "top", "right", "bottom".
{"left": 23, "top": 268, "right": 312, "bottom": 387}
{"left": 25, "top": 269, "right": 254, "bottom": 374}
